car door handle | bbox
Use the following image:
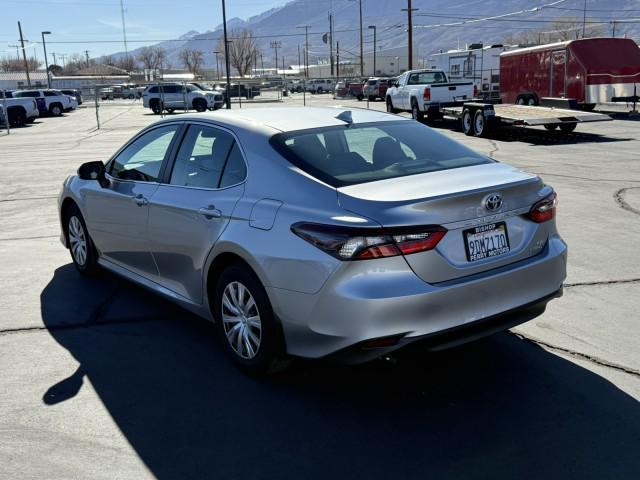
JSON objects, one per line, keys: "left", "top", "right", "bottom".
{"left": 198, "top": 205, "right": 222, "bottom": 219}
{"left": 131, "top": 194, "right": 148, "bottom": 206}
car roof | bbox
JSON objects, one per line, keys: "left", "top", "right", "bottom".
{"left": 157, "top": 106, "right": 409, "bottom": 134}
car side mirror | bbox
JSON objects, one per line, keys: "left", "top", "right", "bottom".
{"left": 78, "top": 161, "right": 108, "bottom": 187}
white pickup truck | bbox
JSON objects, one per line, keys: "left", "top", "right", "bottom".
{"left": 385, "top": 69, "right": 474, "bottom": 121}
{"left": 0, "top": 95, "right": 40, "bottom": 127}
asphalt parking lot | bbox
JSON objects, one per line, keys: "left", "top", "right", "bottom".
{"left": 1, "top": 96, "right": 639, "bottom": 479}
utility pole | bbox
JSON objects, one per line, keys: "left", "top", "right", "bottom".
{"left": 41, "top": 31, "right": 51, "bottom": 89}
{"left": 297, "top": 26, "right": 310, "bottom": 78}
{"left": 336, "top": 41, "right": 340, "bottom": 81}
{"left": 358, "top": 0, "right": 363, "bottom": 76}
{"left": 270, "top": 41, "right": 281, "bottom": 77}
{"left": 9, "top": 44, "right": 20, "bottom": 61}
{"left": 253, "top": 50, "right": 258, "bottom": 77}
{"left": 402, "top": 0, "right": 418, "bottom": 70}
{"left": 368, "top": 25, "right": 376, "bottom": 75}
{"left": 329, "top": 11, "right": 334, "bottom": 76}
{"left": 59, "top": 54, "right": 67, "bottom": 69}
{"left": 612, "top": 21, "right": 617, "bottom": 38}
{"left": 298, "top": 44, "right": 301, "bottom": 74}
{"left": 51, "top": 52, "right": 57, "bottom": 66}
{"left": 84, "top": 50, "right": 90, "bottom": 67}
{"left": 582, "top": 0, "right": 587, "bottom": 38}
{"left": 17, "top": 22, "right": 31, "bottom": 87}
{"left": 120, "top": 0, "right": 129, "bottom": 63}
{"left": 213, "top": 51, "right": 220, "bottom": 80}
{"left": 221, "top": 0, "right": 232, "bottom": 109}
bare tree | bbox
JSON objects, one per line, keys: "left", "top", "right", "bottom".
{"left": 503, "top": 16, "right": 604, "bottom": 46}
{"left": 0, "top": 56, "right": 42, "bottom": 72}
{"left": 116, "top": 56, "right": 137, "bottom": 72}
{"left": 216, "top": 29, "right": 257, "bottom": 77}
{"left": 101, "top": 54, "right": 115, "bottom": 66}
{"left": 179, "top": 49, "right": 205, "bottom": 75}
{"left": 137, "top": 46, "right": 166, "bottom": 70}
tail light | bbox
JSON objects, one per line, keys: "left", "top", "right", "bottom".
{"left": 528, "top": 192, "right": 557, "bottom": 223}
{"left": 291, "top": 222, "right": 446, "bottom": 261}
{"left": 473, "top": 84, "right": 479, "bottom": 98}
{"left": 423, "top": 87, "right": 431, "bottom": 101}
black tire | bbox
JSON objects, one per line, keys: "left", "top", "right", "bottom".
{"left": 214, "top": 264, "right": 287, "bottom": 375}
{"left": 150, "top": 100, "right": 162, "bottom": 114}
{"left": 368, "top": 95, "right": 376, "bottom": 102}
{"left": 166, "top": 108, "right": 175, "bottom": 114}
{"left": 516, "top": 96, "right": 526, "bottom": 106}
{"left": 193, "top": 98, "right": 207, "bottom": 112}
{"left": 386, "top": 98, "right": 398, "bottom": 114}
{"left": 8, "top": 108, "right": 26, "bottom": 127}
{"left": 473, "top": 109, "right": 491, "bottom": 137}
{"left": 527, "top": 96, "right": 537, "bottom": 106}
{"left": 127, "top": 94, "right": 135, "bottom": 99}
{"left": 357, "top": 94, "right": 364, "bottom": 101}
{"left": 411, "top": 100, "right": 424, "bottom": 122}
{"left": 317, "top": 88, "right": 323, "bottom": 94}
{"left": 582, "top": 103, "right": 596, "bottom": 112}
{"left": 559, "top": 123, "right": 577, "bottom": 134}
{"left": 462, "top": 108, "right": 474, "bottom": 136}
{"left": 49, "top": 103, "right": 63, "bottom": 117}
{"left": 544, "top": 124, "right": 558, "bottom": 131}
{"left": 64, "top": 204, "right": 99, "bottom": 275}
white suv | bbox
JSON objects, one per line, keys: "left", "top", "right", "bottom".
{"left": 305, "top": 79, "right": 336, "bottom": 94}
{"left": 142, "top": 84, "right": 223, "bottom": 114}
{"left": 13, "top": 89, "right": 72, "bottom": 116}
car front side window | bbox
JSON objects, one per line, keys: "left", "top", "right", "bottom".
{"left": 109, "top": 125, "right": 179, "bottom": 182}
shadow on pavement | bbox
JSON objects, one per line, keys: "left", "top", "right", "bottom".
{"left": 41, "top": 264, "right": 640, "bottom": 479}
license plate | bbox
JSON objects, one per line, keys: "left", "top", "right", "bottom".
{"left": 463, "top": 222, "right": 510, "bottom": 262}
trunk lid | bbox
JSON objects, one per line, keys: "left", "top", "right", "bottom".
{"left": 337, "top": 163, "right": 550, "bottom": 283}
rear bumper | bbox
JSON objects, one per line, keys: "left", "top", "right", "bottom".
{"left": 268, "top": 236, "right": 567, "bottom": 361}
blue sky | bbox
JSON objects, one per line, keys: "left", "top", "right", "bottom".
{"left": 1, "top": 0, "right": 285, "bottom": 61}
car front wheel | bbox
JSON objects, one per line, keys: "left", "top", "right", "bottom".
{"left": 193, "top": 99, "right": 207, "bottom": 112}
{"left": 214, "top": 264, "right": 287, "bottom": 375}
{"left": 65, "top": 205, "right": 98, "bottom": 274}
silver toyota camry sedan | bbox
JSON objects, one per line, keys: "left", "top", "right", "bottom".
{"left": 58, "top": 107, "right": 566, "bottom": 373}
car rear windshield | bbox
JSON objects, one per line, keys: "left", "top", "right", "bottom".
{"left": 270, "top": 121, "right": 493, "bottom": 187}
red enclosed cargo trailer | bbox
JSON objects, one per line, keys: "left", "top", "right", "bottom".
{"left": 500, "top": 38, "right": 640, "bottom": 109}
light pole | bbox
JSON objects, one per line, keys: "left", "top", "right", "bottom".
{"left": 41, "top": 31, "right": 51, "bottom": 89}
{"left": 221, "top": 0, "right": 231, "bottom": 109}
{"left": 297, "top": 25, "right": 310, "bottom": 78}
{"left": 348, "top": 0, "right": 364, "bottom": 76}
{"left": 213, "top": 51, "right": 220, "bottom": 80}
{"left": 368, "top": 25, "right": 376, "bottom": 76}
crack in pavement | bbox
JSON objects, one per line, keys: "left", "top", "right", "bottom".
{"left": 0, "top": 235, "right": 58, "bottom": 242}
{"left": 0, "top": 316, "right": 164, "bottom": 337}
{"left": 512, "top": 331, "right": 640, "bottom": 378}
{"left": 488, "top": 139, "right": 499, "bottom": 159}
{"left": 0, "top": 196, "right": 58, "bottom": 203}
{"left": 564, "top": 278, "right": 640, "bottom": 288}
{"left": 533, "top": 172, "right": 640, "bottom": 183}
{"left": 615, "top": 187, "right": 640, "bottom": 216}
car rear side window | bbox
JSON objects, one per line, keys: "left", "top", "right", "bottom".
{"left": 219, "top": 143, "right": 247, "bottom": 188}
{"left": 110, "top": 125, "right": 179, "bottom": 182}
{"left": 169, "top": 125, "right": 234, "bottom": 189}
{"left": 270, "top": 121, "right": 492, "bottom": 187}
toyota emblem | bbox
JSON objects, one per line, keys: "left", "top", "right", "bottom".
{"left": 484, "top": 193, "right": 503, "bottom": 211}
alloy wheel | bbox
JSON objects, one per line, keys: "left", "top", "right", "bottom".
{"left": 221, "top": 281, "right": 262, "bottom": 359}
{"left": 68, "top": 216, "right": 87, "bottom": 266}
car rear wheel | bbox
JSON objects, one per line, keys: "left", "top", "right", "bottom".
{"left": 214, "top": 264, "right": 287, "bottom": 375}
{"left": 411, "top": 101, "right": 424, "bottom": 122}
{"left": 49, "top": 103, "right": 63, "bottom": 116}
{"left": 193, "top": 98, "right": 207, "bottom": 112}
{"left": 8, "top": 108, "right": 26, "bottom": 127}
{"left": 65, "top": 205, "right": 98, "bottom": 275}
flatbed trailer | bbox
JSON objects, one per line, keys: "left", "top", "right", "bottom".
{"left": 439, "top": 101, "right": 612, "bottom": 137}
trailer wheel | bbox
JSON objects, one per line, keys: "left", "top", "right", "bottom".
{"left": 527, "top": 96, "right": 537, "bottom": 106}
{"left": 462, "top": 108, "right": 474, "bottom": 136}
{"left": 544, "top": 124, "right": 558, "bottom": 131}
{"left": 559, "top": 123, "right": 577, "bottom": 134}
{"left": 411, "top": 100, "right": 424, "bottom": 122}
{"left": 516, "top": 97, "right": 526, "bottom": 105}
{"left": 473, "top": 109, "right": 491, "bottom": 137}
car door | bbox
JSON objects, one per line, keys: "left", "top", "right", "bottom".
{"left": 147, "top": 123, "right": 247, "bottom": 303}
{"left": 83, "top": 123, "right": 182, "bottom": 280}
{"left": 397, "top": 73, "right": 410, "bottom": 109}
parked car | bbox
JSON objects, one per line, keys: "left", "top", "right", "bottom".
{"left": 226, "top": 83, "right": 261, "bottom": 99}
{"left": 12, "top": 89, "right": 72, "bottom": 116}
{"left": 334, "top": 81, "right": 348, "bottom": 98}
{"left": 363, "top": 78, "right": 390, "bottom": 101}
{"left": 386, "top": 69, "right": 474, "bottom": 121}
{"left": 100, "top": 87, "right": 116, "bottom": 100}
{"left": 0, "top": 93, "right": 39, "bottom": 126}
{"left": 305, "top": 78, "right": 336, "bottom": 94}
{"left": 60, "top": 89, "right": 83, "bottom": 105}
{"left": 347, "top": 79, "right": 365, "bottom": 100}
{"left": 58, "top": 107, "right": 566, "bottom": 374}
{"left": 142, "top": 83, "right": 223, "bottom": 114}
{"left": 287, "top": 80, "right": 304, "bottom": 93}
